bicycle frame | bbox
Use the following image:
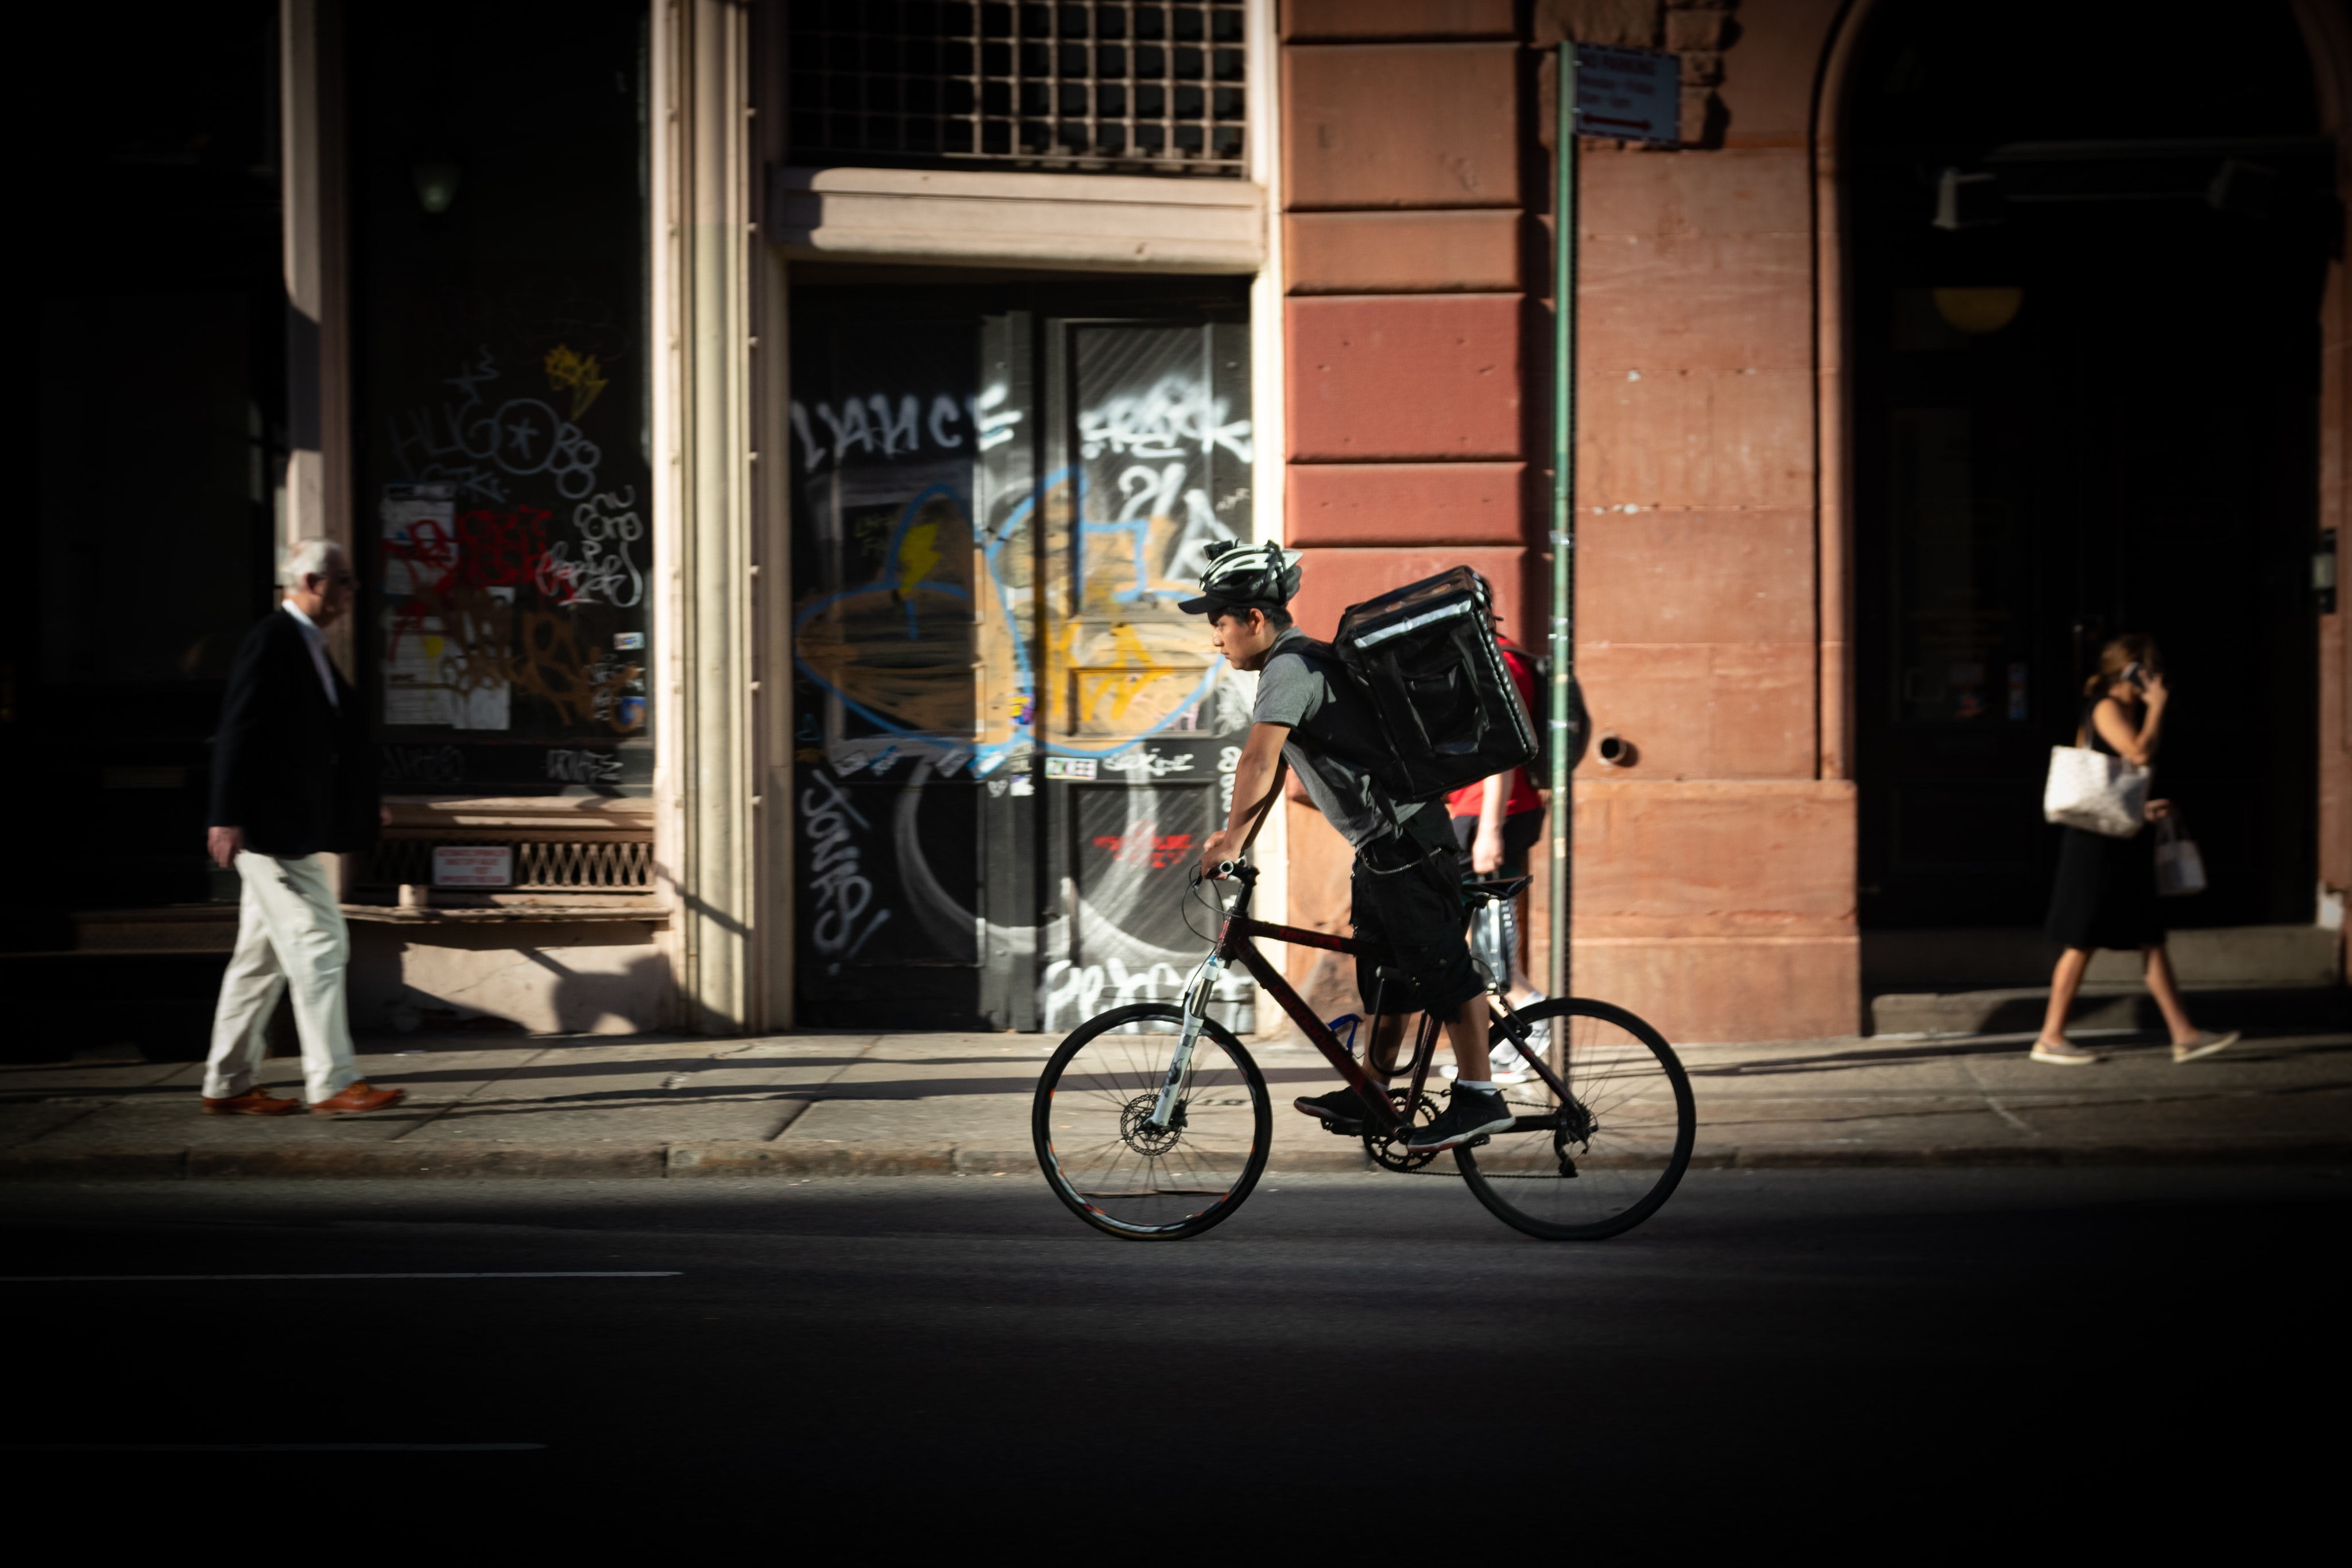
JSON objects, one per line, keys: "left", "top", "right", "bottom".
{"left": 1146, "top": 862, "right": 1577, "bottom": 1139}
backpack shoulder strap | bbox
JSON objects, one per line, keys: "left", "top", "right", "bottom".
{"left": 1238, "top": 756, "right": 1289, "bottom": 857}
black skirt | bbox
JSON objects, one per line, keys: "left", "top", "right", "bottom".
{"left": 2043, "top": 824, "right": 2165, "bottom": 951}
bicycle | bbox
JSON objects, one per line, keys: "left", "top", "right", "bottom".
{"left": 1032, "top": 858, "right": 1697, "bottom": 1242}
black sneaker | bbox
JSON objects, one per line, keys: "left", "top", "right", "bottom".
{"left": 1403, "top": 1086, "right": 1515, "bottom": 1151}
{"left": 1293, "top": 1086, "right": 1379, "bottom": 1134}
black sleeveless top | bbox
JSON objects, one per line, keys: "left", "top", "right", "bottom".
{"left": 2044, "top": 695, "right": 2163, "bottom": 949}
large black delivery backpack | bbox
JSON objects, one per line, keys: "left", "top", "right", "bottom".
{"left": 1331, "top": 567, "right": 1541, "bottom": 804}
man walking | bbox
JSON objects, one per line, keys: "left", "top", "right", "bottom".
{"left": 199, "top": 539, "right": 404, "bottom": 1117}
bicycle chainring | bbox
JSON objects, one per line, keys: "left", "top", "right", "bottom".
{"left": 1363, "top": 1089, "right": 1444, "bottom": 1173}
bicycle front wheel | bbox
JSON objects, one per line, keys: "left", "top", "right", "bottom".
{"left": 1033, "top": 1002, "right": 1272, "bottom": 1241}
{"left": 1456, "top": 997, "right": 1695, "bottom": 1240}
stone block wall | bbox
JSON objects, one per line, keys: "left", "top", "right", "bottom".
{"left": 1275, "top": 0, "right": 1862, "bottom": 1043}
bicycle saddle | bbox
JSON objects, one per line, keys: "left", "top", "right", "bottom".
{"left": 1460, "top": 875, "right": 1533, "bottom": 905}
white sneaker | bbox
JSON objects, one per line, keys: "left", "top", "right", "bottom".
{"left": 1442, "top": 1056, "right": 1536, "bottom": 1086}
{"left": 1514, "top": 996, "right": 1550, "bottom": 1055}
{"left": 2172, "top": 1031, "right": 2240, "bottom": 1064}
{"left": 2029, "top": 1039, "right": 2102, "bottom": 1066}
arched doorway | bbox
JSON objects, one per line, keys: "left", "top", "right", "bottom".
{"left": 1844, "top": 0, "right": 2338, "bottom": 975}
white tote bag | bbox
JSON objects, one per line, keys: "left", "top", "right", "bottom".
{"left": 2042, "top": 742, "right": 2149, "bottom": 838}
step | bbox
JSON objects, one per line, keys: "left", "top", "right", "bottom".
{"left": 1869, "top": 983, "right": 2352, "bottom": 1037}
{"left": 0, "top": 950, "right": 237, "bottom": 1065}
{"left": 1862, "top": 924, "right": 2342, "bottom": 993}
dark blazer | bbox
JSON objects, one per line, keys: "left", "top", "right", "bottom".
{"left": 208, "top": 609, "right": 379, "bottom": 858}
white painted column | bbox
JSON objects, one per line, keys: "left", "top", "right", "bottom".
{"left": 279, "top": 0, "right": 352, "bottom": 673}
{"left": 1245, "top": 0, "right": 1289, "bottom": 1020}
{"left": 651, "top": 0, "right": 758, "bottom": 1033}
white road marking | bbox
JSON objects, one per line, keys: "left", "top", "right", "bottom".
{"left": 0, "top": 1271, "right": 680, "bottom": 1282}
{"left": 6, "top": 1443, "right": 544, "bottom": 1451}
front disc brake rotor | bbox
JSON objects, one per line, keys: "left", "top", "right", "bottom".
{"left": 1119, "top": 1091, "right": 1185, "bottom": 1156}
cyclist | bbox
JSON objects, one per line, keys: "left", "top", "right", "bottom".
{"left": 1185, "top": 542, "right": 1515, "bottom": 1154}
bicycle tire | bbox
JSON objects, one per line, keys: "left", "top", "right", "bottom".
{"left": 1033, "top": 1002, "right": 1272, "bottom": 1241}
{"left": 1454, "top": 997, "right": 1695, "bottom": 1240}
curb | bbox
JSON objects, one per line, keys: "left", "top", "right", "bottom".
{"left": 2, "top": 1139, "right": 2346, "bottom": 1180}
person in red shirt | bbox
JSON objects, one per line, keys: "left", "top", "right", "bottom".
{"left": 1445, "top": 583, "right": 1549, "bottom": 1079}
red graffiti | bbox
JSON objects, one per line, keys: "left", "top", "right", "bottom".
{"left": 1090, "top": 830, "right": 1196, "bottom": 870}
{"left": 384, "top": 506, "right": 554, "bottom": 598}
{"left": 383, "top": 506, "right": 558, "bottom": 663}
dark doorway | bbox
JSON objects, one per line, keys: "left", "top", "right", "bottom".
{"left": 1849, "top": 0, "right": 2336, "bottom": 942}
{"left": 787, "top": 272, "right": 1255, "bottom": 1030}
{"left": 13, "top": 2, "right": 285, "bottom": 935}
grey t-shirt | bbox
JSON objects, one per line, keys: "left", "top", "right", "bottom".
{"left": 1251, "top": 628, "right": 1418, "bottom": 848}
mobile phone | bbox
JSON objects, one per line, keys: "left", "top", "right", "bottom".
{"left": 2123, "top": 661, "right": 2148, "bottom": 691}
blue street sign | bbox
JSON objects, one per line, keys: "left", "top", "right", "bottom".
{"left": 1574, "top": 44, "right": 1681, "bottom": 145}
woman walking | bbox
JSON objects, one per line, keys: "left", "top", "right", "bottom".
{"left": 2033, "top": 634, "right": 2238, "bottom": 1066}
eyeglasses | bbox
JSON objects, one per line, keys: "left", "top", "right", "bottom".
{"left": 311, "top": 572, "right": 357, "bottom": 587}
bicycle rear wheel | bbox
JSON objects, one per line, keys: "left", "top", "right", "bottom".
{"left": 1033, "top": 1002, "right": 1272, "bottom": 1241}
{"left": 1455, "top": 997, "right": 1695, "bottom": 1240}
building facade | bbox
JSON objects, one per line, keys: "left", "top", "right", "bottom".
{"left": 17, "top": 0, "right": 2351, "bottom": 1055}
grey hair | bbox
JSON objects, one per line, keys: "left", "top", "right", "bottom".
{"left": 280, "top": 537, "right": 346, "bottom": 586}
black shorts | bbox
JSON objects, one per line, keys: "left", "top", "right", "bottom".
{"left": 1350, "top": 810, "right": 1483, "bottom": 1018}
{"left": 1450, "top": 809, "right": 1545, "bottom": 876}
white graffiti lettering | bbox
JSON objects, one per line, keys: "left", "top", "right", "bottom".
{"left": 1101, "top": 748, "right": 1197, "bottom": 779}
{"left": 536, "top": 488, "right": 646, "bottom": 608}
{"left": 388, "top": 347, "right": 604, "bottom": 502}
{"left": 1079, "top": 372, "right": 1254, "bottom": 466}
{"left": 1042, "top": 957, "right": 1252, "bottom": 1033}
{"left": 791, "top": 384, "right": 1024, "bottom": 471}
{"left": 800, "top": 769, "right": 892, "bottom": 962}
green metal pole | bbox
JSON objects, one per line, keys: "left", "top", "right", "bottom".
{"left": 1549, "top": 45, "right": 1577, "bottom": 1003}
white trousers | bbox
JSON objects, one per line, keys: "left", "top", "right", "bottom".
{"left": 203, "top": 850, "right": 360, "bottom": 1104}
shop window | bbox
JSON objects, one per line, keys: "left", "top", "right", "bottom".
{"left": 349, "top": 0, "right": 653, "bottom": 797}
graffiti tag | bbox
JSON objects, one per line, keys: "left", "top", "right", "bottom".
{"left": 800, "top": 769, "right": 892, "bottom": 966}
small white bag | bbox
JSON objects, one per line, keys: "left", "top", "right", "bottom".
{"left": 2042, "top": 741, "right": 2149, "bottom": 838}
{"left": 2155, "top": 815, "right": 2208, "bottom": 897}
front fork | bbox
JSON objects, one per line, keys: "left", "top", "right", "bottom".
{"left": 1145, "top": 953, "right": 1223, "bottom": 1130}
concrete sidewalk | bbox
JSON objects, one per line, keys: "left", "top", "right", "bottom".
{"left": 2, "top": 1025, "right": 2347, "bottom": 1179}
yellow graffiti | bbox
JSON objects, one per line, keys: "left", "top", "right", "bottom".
{"left": 895, "top": 521, "right": 942, "bottom": 599}
{"left": 544, "top": 344, "right": 609, "bottom": 420}
{"left": 1074, "top": 624, "right": 1177, "bottom": 726}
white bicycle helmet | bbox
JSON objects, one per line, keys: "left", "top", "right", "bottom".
{"left": 1178, "top": 540, "right": 1303, "bottom": 617}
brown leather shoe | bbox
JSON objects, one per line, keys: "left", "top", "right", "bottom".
{"left": 202, "top": 1087, "right": 304, "bottom": 1117}
{"left": 310, "top": 1081, "right": 407, "bottom": 1115}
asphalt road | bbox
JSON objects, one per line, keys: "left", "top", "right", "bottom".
{"left": 4, "top": 1170, "right": 2343, "bottom": 1532}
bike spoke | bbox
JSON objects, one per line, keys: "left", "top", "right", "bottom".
{"left": 1035, "top": 1008, "right": 1270, "bottom": 1239}
{"left": 1459, "top": 999, "right": 1695, "bottom": 1238}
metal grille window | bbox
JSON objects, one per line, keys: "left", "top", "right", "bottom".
{"left": 786, "top": 2, "right": 1248, "bottom": 176}
{"left": 365, "top": 839, "right": 655, "bottom": 892}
